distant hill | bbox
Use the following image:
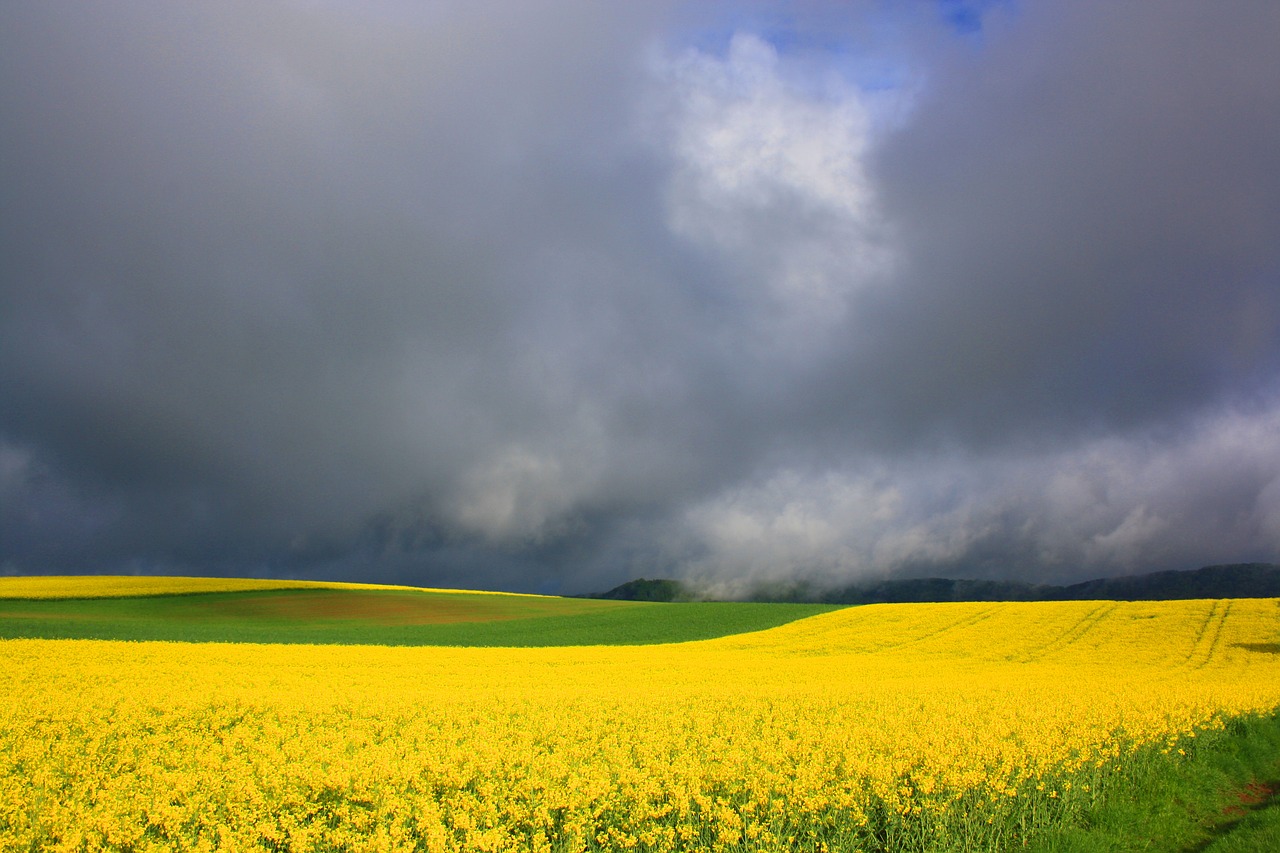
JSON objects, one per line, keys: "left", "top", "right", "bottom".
{"left": 1050, "top": 563, "right": 1280, "bottom": 602}
{"left": 587, "top": 578, "right": 700, "bottom": 602}
{"left": 768, "top": 563, "right": 1280, "bottom": 604}
{"left": 587, "top": 564, "right": 1280, "bottom": 604}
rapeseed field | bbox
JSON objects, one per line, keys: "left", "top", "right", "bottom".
{"left": 0, "top": 575, "right": 480, "bottom": 599}
{"left": 3, "top": 595, "right": 1279, "bottom": 851}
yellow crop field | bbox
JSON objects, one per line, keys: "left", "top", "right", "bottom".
{"left": 3, "top": 599, "right": 1280, "bottom": 851}
{"left": 0, "top": 575, "right": 528, "bottom": 600}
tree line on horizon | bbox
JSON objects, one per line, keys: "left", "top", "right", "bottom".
{"left": 586, "top": 563, "right": 1280, "bottom": 604}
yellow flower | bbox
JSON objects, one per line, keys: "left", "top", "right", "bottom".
{"left": 3, "top": 597, "right": 1279, "bottom": 851}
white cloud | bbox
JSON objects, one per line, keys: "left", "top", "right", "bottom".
{"left": 679, "top": 401, "right": 1280, "bottom": 587}
{"left": 447, "top": 415, "right": 607, "bottom": 546}
{"left": 451, "top": 446, "right": 577, "bottom": 544}
{"left": 665, "top": 34, "right": 872, "bottom": 219}
{"left": 1085, "top": 505, "right": 1169, "bottom": 569}
{"left": 1258, "top": 476, "right": 1280, "bottom": 543}
{"left": 650, "top": 33, "right": 893, "bottom": 352}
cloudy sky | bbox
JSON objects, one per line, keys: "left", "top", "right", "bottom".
{"left": 3, "top": 1, "right": 1279, "bottom": 594}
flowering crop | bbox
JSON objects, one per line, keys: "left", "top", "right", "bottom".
{"left": 3, "top": 598, "right": 1279, "bottom": 851}
{"left": 0, "top": 575, "right": 516, "bottom": 600}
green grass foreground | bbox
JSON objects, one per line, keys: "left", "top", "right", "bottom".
{"left": 1026, "top": 711, "right": 1280, "bottom": 852}
{"left": 0, "top": 587, "right": 838, "bottom": 646}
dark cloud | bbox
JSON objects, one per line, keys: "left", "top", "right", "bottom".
{"left": 844, "top": 0, "right": 1280, "bottom": 446}
{"left": 2, "top": 1, "right": 1278, "bottom": 592}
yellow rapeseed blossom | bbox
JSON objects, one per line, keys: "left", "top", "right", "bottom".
{"left": 0, "top": 575, "right": 542, "bottom": 600}
{"left": 2, "top": 598, "right": 1279, "bottom": 851}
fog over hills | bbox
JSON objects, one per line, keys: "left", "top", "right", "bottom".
{"left": 3, "top": 2, "right": 1280, "bottom": 593}
{"left": 591, "top": 565, "right": 1280, "bottom": 604}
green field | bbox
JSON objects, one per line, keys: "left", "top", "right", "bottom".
{"left": 0, "top": 586, "right": 838, "bottom": 646}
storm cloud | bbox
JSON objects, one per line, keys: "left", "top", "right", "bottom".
{"left": 2, "top": 1, "right": 1278, "bottom": 593}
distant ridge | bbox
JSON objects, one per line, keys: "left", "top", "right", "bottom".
{"left": 803, "top": 563, "right": 1280, "bottom": 604}
{"left": 586, "top": 578, "right": 698, "bottom": 602}
{"left": 586, "top": 564, "right": 1280, "bottom": 603}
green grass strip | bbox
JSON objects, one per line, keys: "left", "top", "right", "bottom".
{"left": 1027, "top": 711, "right": 1280, "bottom": 852}
{"left": 0, "top": 589, "right": 839, "bottom": 647}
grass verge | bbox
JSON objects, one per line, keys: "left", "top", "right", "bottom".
{"left": 1027, "top": 711, "right": 1280, "bottom": 852}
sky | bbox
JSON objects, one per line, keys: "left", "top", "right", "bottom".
{"left": 2, "top": 1, "right": 1279, "bottom": 594}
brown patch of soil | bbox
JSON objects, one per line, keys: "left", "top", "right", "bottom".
{"left": 203, "top": 590, "right": 532, "bottom": 625}
{"left": 1222, "top": 781, "right": 1278, "bottom": 818}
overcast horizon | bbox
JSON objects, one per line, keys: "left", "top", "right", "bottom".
{"left": 3, "top": 1, "right": 1279, "bottom": 595}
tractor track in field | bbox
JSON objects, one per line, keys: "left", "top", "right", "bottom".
{"left": 1015, "top": 602, "right": 1116, "bottom": 663}
{"left": 874, "top": 606, "right": 999, "bottom": 653}
{"left": 1186, "top": 600, "right": 1233, "bottom": 669}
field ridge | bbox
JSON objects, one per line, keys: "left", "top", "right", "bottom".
{"left": 0, "top": 576, "right": 837, "bottom": 647}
